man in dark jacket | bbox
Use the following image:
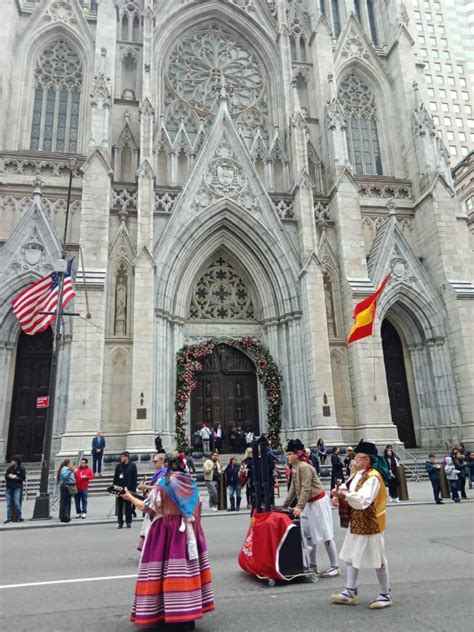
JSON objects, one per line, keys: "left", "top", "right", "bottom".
{"left": 113, "top": 451, "right": 138, "bottom": 528}
{"left": 91, "top": 431, "right": 106, "bottom": 476}
{"left": 330, "top": 447, "right": 344, "bottom": 490}
{"left": 4, "top": 455, "right": 26, "bottom": 523}
{"left": 425, "top": 454, "right": 443, "bottom": 504}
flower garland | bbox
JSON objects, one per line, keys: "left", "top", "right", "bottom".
{"left": 175, "top": 337, "right": 283, "bottom": 451}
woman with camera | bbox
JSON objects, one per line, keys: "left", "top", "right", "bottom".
{"left": 120, "top": 452, "right": 214, "bottom": 630}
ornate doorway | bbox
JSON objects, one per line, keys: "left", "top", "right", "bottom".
{"left": 381, "top": 319, "right": 417, "bottom": 448}
{"left": 190, "top": 343, "right": 259, "bottom": 452}
{"left": 7, "top": 329, "right": 53, "bottom": 461}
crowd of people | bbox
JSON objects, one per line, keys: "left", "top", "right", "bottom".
{"left": 193, "top": 422, "right": 254, "bottom": 454}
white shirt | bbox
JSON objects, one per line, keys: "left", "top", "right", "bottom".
{"left": 200, "top": 427, "right": 211, "bottom": 439}
{"left": 341, "top": 469, "right": 381, "bottom": 510}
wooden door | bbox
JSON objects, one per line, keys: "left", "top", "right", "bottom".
{"left": 381, "top": 319, "right": 417, "bottom": 448}
{"left": 190, "top": 343, "right": 259, "bottom": 452}
{"left": 7, "top": 329, "right": 53, "bottom": 461}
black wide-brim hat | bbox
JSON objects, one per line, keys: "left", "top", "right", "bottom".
{"left": 286, "top": 439, "right": 305, "bottom": 452}
{"left": 354, "top": 440, "right": 378, "bottom": 457}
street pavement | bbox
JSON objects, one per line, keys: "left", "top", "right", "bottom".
{"left": 1, "top": 496, "right": 473, "bottom": 632}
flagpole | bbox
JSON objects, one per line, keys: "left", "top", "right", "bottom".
{"left": 32, "top": 159, "right": 76, "bottom": 520}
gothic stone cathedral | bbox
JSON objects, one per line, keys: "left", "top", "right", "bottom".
{"left": 0, "top": 0, "right": 472, "bottom": 462}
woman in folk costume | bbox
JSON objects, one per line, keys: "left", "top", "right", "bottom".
{"left": 331, "top": 440, "right": 392, "bottom": 609}
{"left": 121, "top": 452, "right": 214, "bottom": 630}
{"left": 282, "top": 439, "right": 340, "bottom": 577}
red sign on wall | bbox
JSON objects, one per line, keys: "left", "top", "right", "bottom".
{"left": 36, "top": 396, "right": 50, "bottom": 409}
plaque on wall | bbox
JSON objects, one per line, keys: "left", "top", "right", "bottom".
{"left": 322, "top": 405, "right": 331, "bottom": 417}
{"left": 136, "top": 408, "right": 147, "bottom": 419}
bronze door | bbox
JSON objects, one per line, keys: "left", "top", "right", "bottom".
{"left": 7, "top": 329, "right": 53, "bottom": 461}
{"left": 381, "top": 319, "right": 417, "bottom": 448}
{"left": 190, "top": 343, "right": 259, "bottom": 452}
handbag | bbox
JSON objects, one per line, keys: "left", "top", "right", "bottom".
{"left": 67, "top": 484, "right": 78, "bottom": 496}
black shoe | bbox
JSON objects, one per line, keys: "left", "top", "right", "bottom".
{"left": 126, "top": 523, "right": 132, "bottom": 528}
{"left": 3, "top": 519, "right": 11, "bottom": 524}
{"left": 16, "top": 517, "right": 25, "bottom": 522}
{"left": 117, "top": 524, "right": 123, "bottom": 529}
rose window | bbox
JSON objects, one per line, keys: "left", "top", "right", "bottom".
{"left": 189, "top": 256, "right": 256, "bottom": 320}
{"left": 166, "top": 24, "right": 264, "bottom": 118}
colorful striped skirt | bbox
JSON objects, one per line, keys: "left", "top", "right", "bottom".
{"left": 131, "top": 515, "right": 215, "bottom": 626}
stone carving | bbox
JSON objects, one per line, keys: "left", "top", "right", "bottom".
{"left": 44, "top": 1, "right": 76, "bottom": 25}
{"left": 314, "top": 200, "right": 331, "bottom": 226}
{"left": 205, "top": 157, "right": 245, "bottom": 197}
{"left": 358, "top": 180, "right": 412, "bottom": 199}
{"left": 272, "top": 198, "right": 294, "bottom": 219}
{"left": 114, "top": 262, "right": 128, "bottom": 336}
{"left": 111, "top": 187, "right": 137, "bottom": 212}
{"left": 0, "top": 155, "right": 83, "bottom": 177}
{"left": 91, "top": 73, "right": 112, "bottom": 109}
{"left": 154, "top": 190, "right": 178, "bottom": 213}
{"left": 323, "top": 273, "right": 336, "bottom": 337}
{"left": 189, "top": 255, "right": 256, "bottom": 321}
{"left": 389, "top": 248, "right": 417, "bottom": 286}
{"left": 340, "top": 29, "right": 371, "bottom": 62}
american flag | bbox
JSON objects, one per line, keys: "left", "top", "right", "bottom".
{"left": 11, "top": 261, "right": 76, "bottom": 336}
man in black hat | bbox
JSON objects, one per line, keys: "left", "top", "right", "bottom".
{"left": 283, "top": 439, "right": 339, "bottom": 577}
{"left": 330, "top": 440, "right": 392, "bottom": 609}
{"left": 113, "top": 451, "right": 138, "bottom": 528}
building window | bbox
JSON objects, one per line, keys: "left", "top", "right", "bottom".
{"left": 455, "top": 118, "right": 462, "bottom": 127}
{"left": 449, "top": 146, "right": 456, "bottom": 156}
{"left": 441, "top": 103, "right": 448, "bottom": 112}
{"left": 430, "top": 102, "right": 437, "bottom": 111}
{"left": 459, "top": 78, "right": 467, "bottom": 87}
{"left": 419, "top": 35, "right": 425, "bottom": 44}
{"left": 30, "top": 40, "right": 83, "bottom": 152}
{"left": 461, "top": 147, "right": 469, "bottom": 156}
{"left": 432, "top": 49, "right": 439, "bottom": 58}
{"left": 433, "top": 115, "right": 440, "bottom": 124}
{"left": 332, "top": 1, "right": 342, "bottom": 38}
{"left": 466, "top": 106, "right": 472, "bottom": 115}
{"left": 439, "top": 89, "right": 446, "bottom": 97}
{"left": 448, "top": 76, "right": 455, "bottom": 85}
{"left": 459, "top": 132, "right": 466, "bottom": 141}
{"left": 320, "top": 0, "right": 326, "bottom": 17}
{"left": 436, "top": 75, "right": 444, "bottom": 85}
{"left": 445, "top": 63, "right": 453, "bottom": 72}
{"left": 462, "top": 91, "right": 469, "bottom": 100}
{"left": 434, "top": 62, "right": 441, "bottom": 72}
{"left": 367, "top": 0, "right": 378, "bottom": 45}
{"left": 446, "top": 131, "right": 454, "bottom": 140}
{"left": 443, "top": 116, "right": 451, "bottom": 125}
{"left": 442, "top": 50, "right": 450, "bottom": 59}
{"left": 435, "top": 13, "right": 442, "bottom": 22}
{"left": 457, "top": 65, "right": 464, "bottom": 73}
{"left": 453, "top": 104, "right": 460, "bottom": 113}
{"left": 339, "top": 72, "right": 383, "bottom": 176}
{"left": 466, "top": 196, "right": 474, "bottom": 212}
{"left": 425, "top": 74, "right": 432, "bottom": 83}
{"left": 354, "top": 0, "right": 362, "bottom": 21}
{"left": 440, "top": 38, "right": 448, "bottom": 47}
{"left": 421, "top": 48, "right": 428, "bottom": 57}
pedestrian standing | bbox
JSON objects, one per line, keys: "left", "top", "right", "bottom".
{"left": 282, "top": 439, "right": 340, "bottom": 577}
{"left": 383, "top": 447, "right": 400, "bottom": 502}
{"left": 57, "top": 459, "right": 76, "bottom": 523}
{"left": 4, "top": 455, "right": 26, "bottom": 523}
{"left": 344, "top": 447, "right": 355, "bottom": 477}
{"left": 242, "top": 447, "right": 255, "bottom": 509}
{"left": 203, "top": 451, "right": 222, "bottom": 511}
{"left": 307, "top": 448, "right": 321, "bottom": 475}
{"left": 74, "top": 458, "right": 94, "bottom": 519}
{"left": 317, "top": 438, "right": 327, "bottom": 464}
{"left": 113, "top": 451, "right": 138, "bottom": 528}
{"left": 453, "top": 452, "right": 468, "bottom": 499}
{"left": 200, "top": 423, "right": 212, "bottom": 453}
{"left": 225, "top": 457, "right": 241, "bottom": 511}
{"left": 91, "top": 431, "right": 106, "bottom": 476}
{"left": 215, "top": 424, "right": 223, "bottom": 453}
{"left": 425, "top": 454, "right": 443, "bottom": 504}
{"left": 444, "top": 456, "right": 461, "bottom": 502}
{"left": 330, "top": 447, "right": 344, "bottom": 490}
{"left": 331, "top": 441, "right": 393, "bottom": 609}
{"left": 468, "top": 452, "right": 474, "bottom": 490}
{"left": 154, "top": 433, "right": 164, "bottom": 453}
{"left": 121, "top": 452, "right": 214, "bottom": 629}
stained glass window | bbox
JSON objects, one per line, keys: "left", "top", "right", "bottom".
{"left": 29, "top": 40, "right": 83, "bottom": 153}
{"left": 332, "top": 0, "right": 341, "bottom": 38}
{"left": 367, "top": 0, "right": 378, "bottom": 45}
{"left": 340, "top": 72, "right": 383, "bottom": 175}
{"left": 354, "top": 0, "right": 362, "bottom": 22}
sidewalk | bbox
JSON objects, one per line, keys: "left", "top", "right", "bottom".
{"left": 1, "top": 480, "right": 472, "bottom": 531}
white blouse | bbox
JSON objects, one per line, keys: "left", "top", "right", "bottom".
{"left": 341, "top": 470, "right": 381, "bottom": 511}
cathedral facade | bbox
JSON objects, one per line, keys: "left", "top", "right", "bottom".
{"left": 0, "top": 0, "right": 472, "bottom": 462}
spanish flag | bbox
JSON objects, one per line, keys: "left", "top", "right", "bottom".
{"left": 347, "top": 274, "right": 390, "bottom": 344}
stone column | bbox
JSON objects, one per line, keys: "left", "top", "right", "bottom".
{"left": 0, "top": 343, "right": 15, "bottom": 461}
{"left": 60, "top": 150, "right": 113, "bottom": 455}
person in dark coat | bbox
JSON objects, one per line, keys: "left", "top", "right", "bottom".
{"left": 91, "top": 431, "right": 106, "bottom": 476}
{"left": 113, "top": 451, "right": 138, "bottom": 528}
{"left": 425, "top": 454, "right": 443, "bottom": 504}
{"left": 154, "top": 433, "right": 164, "bottom": 453}
{"left": 383, "top": 447, "right": 400, "bottom": 502}
{"left": 330, "top": 447, "right": 344, "bottom": 490}
{"left": 225, "top": 457, "right": 241, "bottom": 511}
{"left": 4, "top": 455, "right": 26, "bottom": 523}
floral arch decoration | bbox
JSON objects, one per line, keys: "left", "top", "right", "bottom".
{"left": 175, "top": 337, "right": 283, "bottom": 451}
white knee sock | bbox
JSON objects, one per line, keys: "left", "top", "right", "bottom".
{"left": 375, "top": 564, "right": 390, "bottom": 594}
{"left": 309, "top": 544, "right": 317, "bottom": 566}
{"left": 324, "top": 540, "right": 339, "bottom": 567}
{"left": 346, "top": 562, "right": 359, "bottom": 590}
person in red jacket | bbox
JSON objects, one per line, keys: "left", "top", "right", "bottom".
{"left": 74, "top": 458, "right": 94, "bottom": 519}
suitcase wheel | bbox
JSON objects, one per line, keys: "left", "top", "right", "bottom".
{"left": 268, "top": 579, "right": 276, "bottom": 587}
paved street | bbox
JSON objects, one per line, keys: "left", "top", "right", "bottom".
{"left": 1, "top": 500, "right": 473, "bottom": 632}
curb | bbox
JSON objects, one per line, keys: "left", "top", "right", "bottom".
{"left": 1, "top": 499, "right": 472, "bottom": 532}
